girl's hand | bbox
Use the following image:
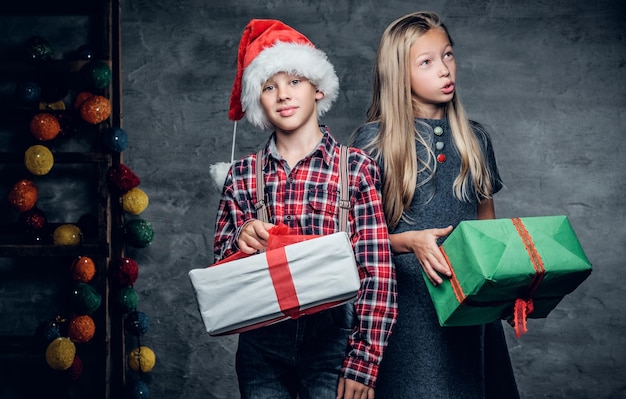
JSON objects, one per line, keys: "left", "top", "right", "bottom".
{"left": 237, "top": 219, "right": 275, "bottom": 254}
{"left": 390, "top": 226, "right": 454, "bottom": 286}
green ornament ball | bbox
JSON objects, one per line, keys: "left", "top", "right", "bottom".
{"left": 117, "top": 286, "right": 138, "bottom": 313}
{"left": 125, "top": 219, "right": 154, "bottom": 248}
{"left": 81, "top": 60, "right": 112, "bottom": 90}
{"left": 24, "top": 36, "right": 54, "bottom": 63}
{"left": 70, "top": 282, "right": 102, "bottom": 315}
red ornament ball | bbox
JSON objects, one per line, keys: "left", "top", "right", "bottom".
{"left": 71, "top": 256, "right": 96, "bottom": 283}
{"left": 19, "top": 206, "right": 47, "bottom": 232}
{"left": 8, "top": 179, "right": 38, "bottom": 212}
{"left": 107, "top": 164, "right": 140, "bottom": 194}
{"left": 29, "top": 112, "right": 61, "bottom": 141}
{"left": 73, "top": 91, "right": 93, "bottom": 110}
{"left": 68, "top": 315, "right": 96, "bottom": 343}
{"left": 66, "top": 354, "right": 84, "bottom": 382}
{"left": 80, "top": 95, "right": 111, "bottom": 124}
{"left": 109, "top": 257, "right": 139, "bottom": 287}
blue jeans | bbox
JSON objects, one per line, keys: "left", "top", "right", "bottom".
{"left": 236, "top": 304, "right": 355, "bottom": 399}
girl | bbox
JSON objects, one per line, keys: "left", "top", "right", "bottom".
{"left": 350, "top": 11, "right": 519, "bottom": 398}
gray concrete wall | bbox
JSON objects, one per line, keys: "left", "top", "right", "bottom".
{"left": 117, "top": 1, "right": 625, "bottom": 398}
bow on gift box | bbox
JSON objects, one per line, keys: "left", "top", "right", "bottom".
{"left": 507, "top": 218, "right": 545, "bottom": 338}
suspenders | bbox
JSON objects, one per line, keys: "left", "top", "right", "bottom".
{"left": 254, "top": 145, "right": 350, "bottom": 233}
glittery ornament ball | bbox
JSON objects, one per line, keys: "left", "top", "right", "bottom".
{"left": 74, "top": 44, "right": 95, "bottom": 60}
{"left": 125, "top": 219, "right": 154, "bottom": 248}
{"left": 125, "top": 311, "right": 150, "bottom": 336}
{"left": 66, "top": 354, "right": 83, "bottom": 381}
{"left": 122, "top": 187, "right": 149, "bottom": 215}
{"left": 35, "top": 319, "right": 61, "bottom": 346}
{"left": 29, "top": 112, "right": 61, "bottom": 141}
{"left": 107, "top": 164, "right": 140, "bottom": 194}
{"left": 8, "top": 179, "right": 38, "bottom": 212}
{"left": 102, "top": 127, "right": 128, "bottom": 152}
{"left": 38, "top": 100, "right": 65, "bottom": 111}
{"left": 45, "top": 337, "right": 76, "bottom": 371}
{"left": 70, "top": 282, "right": 102, "bottom": 315}
{"left": 19, "top": 206, "right": 47, "bottom": 233}
{"left": 53, "top": 224, "right": 82, "bottom": 246}
{"left": 80, "top": 95, "right": 111, "bottom": 124}
{"left": 127, "top": 380, "right": 150, "bottom": 399}
{"left": 24, "top": 36, "right": 54, "bottom": 63}
{"left": 24, "top": 144, "right": 54, "bottom": 175}
{"left": 68, "top": 315, "right": 96, "bottom": 343}
{"left": 110, "top": 257, "right": 139, "bottom": 287}
{"left": 15, "top": 81, "right": 41, "bottom": 105}
{"left": 71, "top": 256, "right": 96, "bottom": 283}
{"left": 128, "top": 346, "right": 156, "bottom": 373}
{"left": 81, "top": 60, "right": 112, "bottom": 89}
{"left": 73, "top": 91, "right": 93, "bottom": 110}
{"left": 117, "top": 286, "right": 138, "bottom": 313}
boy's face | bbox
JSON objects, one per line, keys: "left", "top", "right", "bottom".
{"left": 260, "top": 72, "right": 324, "bottom": 133}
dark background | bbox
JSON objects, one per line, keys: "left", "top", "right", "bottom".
{"left": 3, "top": 0, "right": 626, "bottom": 398}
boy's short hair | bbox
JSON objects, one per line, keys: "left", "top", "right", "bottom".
{"left": 229, "top": 19, "right": 339, "bottom": 130}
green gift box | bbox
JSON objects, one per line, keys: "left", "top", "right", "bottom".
{"left": 427, "top": 215, "right": 592, "bottom": 335}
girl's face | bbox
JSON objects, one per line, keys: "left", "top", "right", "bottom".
{"left": 260, "top": 72, "right": 324, "bottom": 134}
{"left": 409, "top": 28, "right": 456, "bottom": 118}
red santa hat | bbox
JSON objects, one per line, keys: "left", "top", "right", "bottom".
{"left": 229, "top": 19, "right": 339, "bottom": 130}
{"left": 210, "top": 20, "right": 339, "bottom": 189}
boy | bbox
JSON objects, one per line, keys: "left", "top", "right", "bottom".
{"left": 213, "top": 19, "right": 397, "bottom": 399}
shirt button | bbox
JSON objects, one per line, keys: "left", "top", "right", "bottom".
{"left": 285, "top": 215, "right": 292, "bottom": 221}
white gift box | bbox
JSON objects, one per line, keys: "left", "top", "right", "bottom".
{"left": 189, "top": 232, "right": 360, "bottom": 336}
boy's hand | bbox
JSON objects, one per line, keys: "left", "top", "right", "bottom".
{"left": 238, "top": 219, "right": 274, "bottom": 254}
{"left": 337, "top": 377, "right": 374, "bottom": 399}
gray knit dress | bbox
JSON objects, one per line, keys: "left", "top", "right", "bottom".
{"left": 352, "top": 118, "right": 519, "bottom": 399}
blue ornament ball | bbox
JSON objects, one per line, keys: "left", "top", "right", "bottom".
{"left": 75, "top": 44, "right": 96, "bottom": 60}
{"left": 124, "top": 311, "right": 149, "bottom": 336}
{"left": 102, "top": 127, "right": 128, "bottom": 152}
{"left": 126, "top": 380, "right": 150, "bottom": 399}
{"left": 35, "top": 320, "right": 61, "bottom": 347}
{"left": 15, "top": 81, "right": 41, "bottom": 105}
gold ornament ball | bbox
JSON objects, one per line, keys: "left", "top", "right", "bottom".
{"left": 24, "top": 144, "right": 54, "bottom": 175}
{"left": 128, "top": 346, "right": 156, "bottom": 373}
{"left": 45, "top": 337, "right": 76, "bottom": 371}
{"left": 121, "top": 187, "right": 149, "bottom": 215}
{"left": 53, "top": 224, "right": 82, "bottom": 246}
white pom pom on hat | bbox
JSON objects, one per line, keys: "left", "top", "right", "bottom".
{"left": 210, "top": 19, "right": 340, "bottom": 188}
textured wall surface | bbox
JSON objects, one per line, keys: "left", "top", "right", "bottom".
{"left": 120, "top": 0, "right": 624, "bottom": 398}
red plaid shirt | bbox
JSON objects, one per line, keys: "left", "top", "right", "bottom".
{"left": 214, "top": 127, "right": 397, "bottom": 387}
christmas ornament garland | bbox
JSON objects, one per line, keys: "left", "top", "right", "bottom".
{"left": 6, "top": 35, "right": 156, "bottom": 397}
{"left": 106, "top": 152, "right": 156, "bottom": 399}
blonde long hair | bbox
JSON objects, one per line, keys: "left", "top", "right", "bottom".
{"left": 361, "top": 11, "right": 493, "bottom": 228}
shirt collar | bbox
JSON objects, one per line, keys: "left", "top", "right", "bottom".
{"left": 266, "top": 125, "right": 337, "bottom": 167}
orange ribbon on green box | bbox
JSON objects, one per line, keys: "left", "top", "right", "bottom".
{"left": 428, "top": 215, "right": 592, "bottom": 337}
